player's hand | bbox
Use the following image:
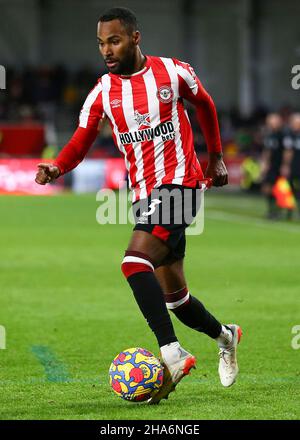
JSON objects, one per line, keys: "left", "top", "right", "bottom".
{"left": 205, "top": 152, "right": 228, "bottom": 187}
{"left": 35, "top": 163, "right": 60, "bottom": 185}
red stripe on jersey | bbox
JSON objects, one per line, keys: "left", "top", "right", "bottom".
{"left": 174, "top": 58, "right": 222, "bottom": 154}
{"left": 88, "top": 81, "right": 103, "bottom": 129}
{"left": 109, "top": 75, "right": 138, "bottom": 189}
{"left": 79, "top": 79, "right": 104, "bottom": 129}
{"left": 130, "top": 76, "right": 155, "bottom": 196}
{"left": 177, "top": 100, "right": 203, "bottom": 187}
{"left": 151, "top": 58, "right": 178, "bottom": 185}
{"left": 107, "top": 118, "right": 122, "bottom": 158}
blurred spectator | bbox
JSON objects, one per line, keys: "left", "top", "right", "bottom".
{"left": 0, "top": 65, "right": 299, "bottom": 192}
{"left": 282, "top": 113, "right": 300, "bottom": 218}
{"left": 260, "top": 113, "right": 285, "bottom": 219}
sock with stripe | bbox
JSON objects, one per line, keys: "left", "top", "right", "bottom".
{"left": 121, "top": 251, "right": 178, "bottom": 347}
{"left": 165, "top": 287, "right": 222, "bottom": 339}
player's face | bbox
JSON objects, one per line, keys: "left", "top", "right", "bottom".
{"left": 290, "top": 114, "right": 300, "bottom": 132}
{"left": 266, "top": 114, "right": 283, "bottom": 131}
{"left": 97, "top": 19, "right": 139, "bottom": 75}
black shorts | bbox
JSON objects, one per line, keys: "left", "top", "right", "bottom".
{"left": 132, "top": 184, "right": 202, "bottom": 266}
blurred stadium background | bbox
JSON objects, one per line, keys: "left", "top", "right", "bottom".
{"left": 1, "top": 0, "right": 300, "bottom": 421}
{"left": 0, "top": 0, "right": 300, "bottom": 209}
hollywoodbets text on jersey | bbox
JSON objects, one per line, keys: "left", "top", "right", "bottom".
{"left": 119, "top": 121, "right": 175, "bottom": 145}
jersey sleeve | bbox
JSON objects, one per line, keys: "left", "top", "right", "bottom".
{"left": 173, "top": 58, "right": 222, "bottom": 153}
{"left": 53, "top": 79, "right": 105, "bottom": 175}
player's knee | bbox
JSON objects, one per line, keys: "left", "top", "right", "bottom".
{"left": 121, "top": 250, "right": 154, "bottom": 279}
{"left": 164, "top": 287, "right": 190, "bottom": 310}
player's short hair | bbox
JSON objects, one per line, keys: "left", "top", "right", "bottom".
{"left": 99, "top": 7, "right": 138, "bottom": 35}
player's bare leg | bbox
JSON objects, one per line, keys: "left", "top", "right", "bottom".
{"left": 126, "top": 230, "right": 170, "bottom": 263}
{"left": 155, "top": 259, "right": 242, "bottom": 388}
{"left": 155, "top": 258, "right": 186, "bottom": 293}
{"left": 121, "top": 230, "right": 196, "bottom": 404}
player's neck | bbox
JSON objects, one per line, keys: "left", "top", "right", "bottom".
{"left": 122, "top": 49, "right": 146, "bottom": 76}
{"left": 133, "top": 49, "right": 146, "bottom": 73}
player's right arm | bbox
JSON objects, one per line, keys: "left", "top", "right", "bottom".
{"left": 173, "top": 58, "right": 227, "bottom": 187}
{"left": 35, "top": 79, "right": 105, "bottom": 185}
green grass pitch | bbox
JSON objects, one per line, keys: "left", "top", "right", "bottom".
{"left": 0, "top": 191, "right": 299, "bottom": 420}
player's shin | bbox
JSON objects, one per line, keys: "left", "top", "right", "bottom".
{"left": 165, "top": 287, "right": 223, "bottom": 339}
{"left": 121, "top": 251, "right": 177, "bottom": 347}
{"left": 122, "top": 255, "right": 198, "bottom": 403}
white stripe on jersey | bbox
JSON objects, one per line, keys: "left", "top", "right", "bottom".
{"left": 121, "top": 79, "right": 147, "bottom": 201}
{"left": 161, "top": 58, "right": 185, "bottom": 185}
{"left": 101, "top": 75, "right": 132, "bottom": 188}
{"left": 176, "top": 64, "right": 199, "bottom": 95}
{"left": 79, "top": 81, "right": 103, "bottom": 128}
{"left": 143, "top": 67, "right": 166, "bottom": 187}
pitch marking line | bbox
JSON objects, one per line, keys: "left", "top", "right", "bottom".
{"left": 31, "top": 345, "right": 71, "bottom": 383}
{"left": 206, "top": 210, "right": 300, "bottom": 234}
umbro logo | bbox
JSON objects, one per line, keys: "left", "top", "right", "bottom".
{"left": 134, "top": 110, "right": 151, "bottom": 128}
{"left": 110, "top": 99, "right": 121, "bottom": 108}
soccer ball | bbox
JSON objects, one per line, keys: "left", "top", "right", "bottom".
{"left": 109, "top": 347, "right": 163, "bottom": 402}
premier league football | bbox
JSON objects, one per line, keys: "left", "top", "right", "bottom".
{"left": 109, "top": 347, "right": 163, "bottom": 402}
{"left": 0, "top": 0, "right": 299, "bottom": 432}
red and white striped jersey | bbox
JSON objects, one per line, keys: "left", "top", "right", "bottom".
{"left": 54, "top": 55, "right": 221, "bottom": 202}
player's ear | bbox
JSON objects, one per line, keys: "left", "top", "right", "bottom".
{"left": 133, "top": 30, "right": 141, "bottom": 46}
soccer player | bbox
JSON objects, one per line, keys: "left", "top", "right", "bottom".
{"left": 261, "top": 113, "right": 285, "bottom": 219}
{"left": 35, "top": 7, "right": 242, "bottom": 403}
{"left": 282, "top": 113, "right": 300, "bottom": 218}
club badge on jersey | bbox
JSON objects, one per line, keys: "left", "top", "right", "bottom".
{"left": 157, "top": 85, "right": 174, "bottom": 103}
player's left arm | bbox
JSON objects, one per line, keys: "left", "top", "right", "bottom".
{"left": 35, "top": 79, "right": 105, "bottom": 185}
{"left": 175, "top": 59, "right": 228, "bottom": 186}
